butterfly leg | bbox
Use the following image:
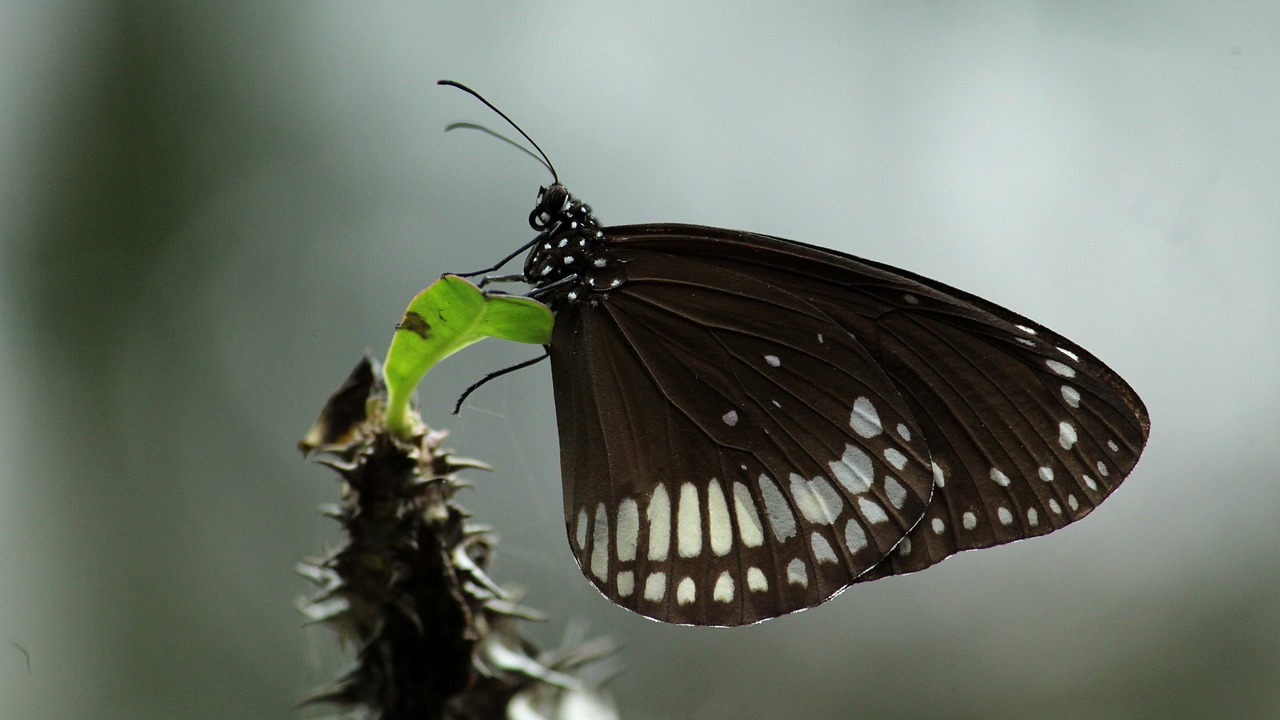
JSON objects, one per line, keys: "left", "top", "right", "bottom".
{"left": 453, "top": 348, "right": 551, "bottom": 414}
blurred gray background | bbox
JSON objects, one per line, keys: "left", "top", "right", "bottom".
{"left": 2, "top": 2, "right": 1277, "bottom": 718}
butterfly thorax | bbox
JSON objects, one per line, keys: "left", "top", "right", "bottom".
{"left": 522, "top": 184, "right": 623, "bottom": 308}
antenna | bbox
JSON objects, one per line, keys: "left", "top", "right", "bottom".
{"left": 437, "top": 80, "right": 559, "bottom": 183}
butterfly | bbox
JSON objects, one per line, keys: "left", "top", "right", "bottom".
{"left": 441, "top": 81, "right": 1151, "bottom": 627}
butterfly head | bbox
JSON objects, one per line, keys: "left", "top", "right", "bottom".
{"left": 523, "top": 185, "right": 621, "bottom": 306}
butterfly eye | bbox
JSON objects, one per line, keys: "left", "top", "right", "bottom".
{"left": 544, "top": 185, "right": 570, "bottom": 213}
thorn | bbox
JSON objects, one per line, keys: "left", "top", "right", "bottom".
{"left": 446, "top": 456, "right": 493, "bottom": 471}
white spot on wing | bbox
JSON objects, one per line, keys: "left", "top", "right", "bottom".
{"left": 764, "top": 354, "right": 780, "bottom": 367}
{"left": 1096, "top": 461, "right": 1110, "bottom": 477}
{"left": 732, "top": 482, "right": 764, "bottom": 548}
{"left": 759, "top": 474, "right": 797, "bottom": 541}
{"left": 1058, "top": 347, "right": 1080, "bottom": 361}
{"left": 713, "top": 572, "right": 734, "bottom": 603}
{"left": 810, "top": 532, "right": 838, "bottom": 564}
{"left": 789, "top": 473, "right": 843, "bottom": 525}
{"left": 896, "top": 423, "right": 912, "bottom": 441}
{"left": 575, "top": 507, "right": 587, "bottom": 550}
{"left": 932, "top": 462, "right": 946, "bottom": 488}
{"left": 617, "top": 571, "right": 634, "bottom": 597}
{"left": 962, "top": 511, "right": 978, "bottom": 530}
{"left": 616, "top": 498, "right": 639, "bottom": 562}
{"left": 884, "top": 448, "right": 908, "bottom": 470}
{"left": 1049, "top": 499, "right": 1062, "bottom": 514}
{"left": 677, "top": 482, "right": 702, "bottom": 558}
{"left": 1016, "top": 324, "right": 1038, "bottom": 335}
{"left": 644, "top": 572, "right": 666, "bottom": 602}
{"left": 903, "top": 293, "right": 919, "bottom": 304}
{"left": 786, "top": 558, "right": 808, "bottom": 588}
{"left": 883, "top": 476, "right": 908, "bottom": 509}
{"left": 1107, "top": 439, "right": 1119, "bottom": 452}
{"left": 844, "top": 520, "right": 867, "bottom": 554}
{"left": 931, "top": 517, "right": 945, "bottom": 534}
{"left": 1028, "top": 508, "right": 1039, "bottom": 527}
{"left": 1039, "top": 466, "right": 1055, "bottom": 482}
{"left": 1047, "top": 360, "right": 1076, "bottom": 378}
{"left": 707, "top": 480, "right": 733, "bottom": 556}
{"left": 722, "top": 410, "right": 739, "bottom": 427}
{"left": 647, "top": 484, "right": 671, "bottom": 561}
{"left": 857, "top": 497, "right": 889, "bottom": 524}
{"left": 1068, "top": 494, "right": 1080, "bottom": 511}
{"left": 997, "top": 507, "right": 1013, "bottom": 526}
{"left": 829, "top": 444, "right": 874, "bottom": 493}
{"left": 676, "top": 577, "right": 695, "bottom": 605}
{"left": 850, "top": 397, "right": 883, "bottom": 438}
{"left": 1062, "top": 386, "right": 1081, "bottom": 407}
{"left": 898, "top": 537, "right": 912, "bottom": 556}
{"left": 990, "top": 468, "right": 1011, "bottom": 487}
{"left": 1059, "top": 422, "right": 1078, "bottom": 450}
{"left": 1083, "top": 474, "right": 1097, "bottom": 491}
{"left": 747, "top": 567, "right": 768, "bottom": 592}
{"left": 591, "top": 504, "right": 609, "bottom": 580}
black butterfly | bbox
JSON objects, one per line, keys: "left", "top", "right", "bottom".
{"left": 442, "top": 81, "right": 1150, "bottom": 627}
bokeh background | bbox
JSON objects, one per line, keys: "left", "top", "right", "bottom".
{"left": 2, "top": 2, "right": 1277, "bottom": 718}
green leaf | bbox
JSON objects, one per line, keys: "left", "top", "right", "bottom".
{"left": 384, "top": 275, "right": 553, "bottom": 436}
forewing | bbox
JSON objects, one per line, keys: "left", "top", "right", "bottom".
{"left": 608, "top": 225, "right": 1150, "bottom": 583}
{"left": 550, "top": 257, "right": 936, "bottom": 625}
